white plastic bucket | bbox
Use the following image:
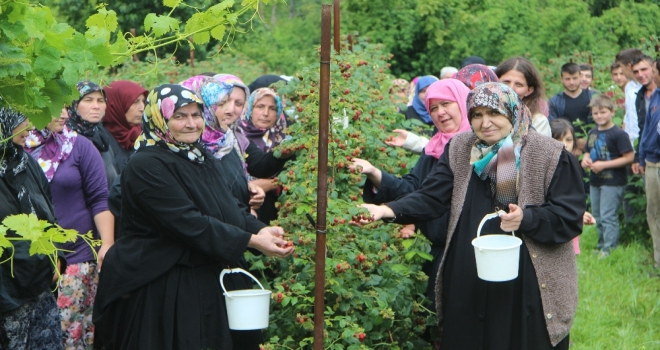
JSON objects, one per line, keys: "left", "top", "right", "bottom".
{"left": 219, "top": 268, "right": 272, "bottom": 330}
{"left": 471, "top": 210, "right": 523, "bottom": 282}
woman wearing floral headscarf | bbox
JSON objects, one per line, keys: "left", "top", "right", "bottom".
{"left": 351, "top": 79, "right": 472, "bottom": 310}
{"left": 361, "top": 83, "right": 585, "bottom": 349}
{"left": 93, "top": 84, "right": 293, "bottom": 350}
{"left": 0, "top": 107, "right": 65, "bottom": 350}
{"left": 65, "top": 81, "right": 117, "bottom": 187}
{"left": 25, "top": 96, "right": 114, "bottom": 350}
{"left": 239, "top": 87, "right": 289, "bottom": 224}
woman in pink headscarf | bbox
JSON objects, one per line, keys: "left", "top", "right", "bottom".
{"left": 349, "top": 79, "right": 471, "bottom": 307}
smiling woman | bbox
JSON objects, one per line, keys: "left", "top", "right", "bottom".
{"left": 360, "top": 82, "right": 586, "bottom": 349}
{"left": 93, "top": 84, "right": 293, "bottom": 350}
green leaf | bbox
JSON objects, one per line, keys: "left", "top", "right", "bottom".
{"left": 144, "top": 14, "right": 180, "bottom": 37}
{"left": 404, "top": 251, "right": 417, "bottom": 260}
{"left": 85, "top": 7, "right": 118, "bottom": 37}
{"left": 401, "top": 239, "right": 414, "bottom": 249}
{"left": 416, "top": 251, "right": 434, "bottom": 261}
{"left": 2, "top": 214, "right": 50, "bottom": 241}
{"left": 210, "top": 25, "right": 226, "bottom": 41}
{"left": 29, "top": 236, "right": 57, "bottom": 257}
{"left": 163, "top": 0, "right": 182, "bottom": 8}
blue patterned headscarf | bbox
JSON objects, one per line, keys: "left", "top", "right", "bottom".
{"left": 411, "top": 75, "right": 439, "bottom": 124}
{"left": 239, "top": 88, "right": 286, "bottom": 153}
{"left": 467, "top": 82, "right": 532, "bottom": 206}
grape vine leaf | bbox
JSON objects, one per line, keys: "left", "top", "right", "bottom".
{"left": 2, "top": 214, "right": 51, "bottom": 241}
{"left": 164, "top": 0, "right": 183, "bottom": 8}
{"left": 144, "top": 13, "right": 180, "bottom": 37}
{"left": 29, "top": 236, "right": 57, "bottom": 257}
{"left": 47, "top": 227, "right": 79, "bottom": 244}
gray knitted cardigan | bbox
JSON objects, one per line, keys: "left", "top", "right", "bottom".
{"left": 436, "top": 130, "right": 578, "bottom": 347}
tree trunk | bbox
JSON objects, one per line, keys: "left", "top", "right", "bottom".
{"left": 271, "top": 3, "right": 277, "bottom": 26}
{"left": 289, "top": 0, "right": 295, "bottom": 19}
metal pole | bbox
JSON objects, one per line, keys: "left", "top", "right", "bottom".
{"left": 333, "top": 0, "right": 340, "bottom": 54}
{"left": 130, "top": 29, "right": 138, "bottom": 61}
{"left": 188, "top": 37, "right": 195, "bottom": 69}
{"left": 314, "top": 4, "right": 331, "bottom": 350}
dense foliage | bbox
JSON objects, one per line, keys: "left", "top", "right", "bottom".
{"left": 0, "top": 0, "right": 272, "bottom": 128}
{"left": 247, "top": 37, "right": 437, "bottom": 349}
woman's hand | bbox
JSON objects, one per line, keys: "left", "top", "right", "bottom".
{"left": 349, "top": 158, "right": 383, "bottom": 187}
{"left": 350, "top": 204, "right": 395, "bottom": 225}
{"left": 248, "top": 226, "right": 294, "bottom": 258}
{"left": 97, "top": 242, "right": 113, "bottom": 273}
{"left": 385, "top": 129, "right": 408, "bottom": 147}
{"left": 499, "top": 203, "right": 523, "bottom": 232}
{"left": 349, "top": 158, "right": 376, "bottom": 175}
{"left": 581, "top": 157, "right": 592, "bottom": 169}
{"left": 399, "top": 224, "right": 416, "bottom": 238}
{"left": 248, "top": 183, "right": 266, "bottom": 210}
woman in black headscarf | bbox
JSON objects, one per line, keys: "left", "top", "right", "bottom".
{"left": 0, "top": 107, "right": 65, "bottom": 349}
{"left": 93, "top": 84, "right": 294, "bottom": 350}
{"left": 66, "top": 81, "right": 117, "bottom": 187}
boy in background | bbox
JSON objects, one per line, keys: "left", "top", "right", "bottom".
{"left": 581, "top": 95, "right": 634, "bottom": 257}
{"left": 549, "top": 62, "right": 595, "bottom": 156}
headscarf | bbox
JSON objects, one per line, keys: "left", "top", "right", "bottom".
{"left": 247, "top": 74, "right": 287, "bottom": 93}
{"left": 135, "top": 84, "right": 206, "bottom": 163}
{"left": 453, "top": 64, "right": 499, "bottom": 90}
{"left": 240, "top": 88, "right": 286, "bottom": 153}
{"left": 467, "top": 82, "right": 532, "bottom": 206}
{"left": 411, "top": 76, "right": 439, "bottom": 124}
{"left": 24, "top": 122, "right": 77, "bottom": 182}
{"left": 66, "top": 81, "right": 110, "bottom": 152}
{"left": 388, "top": 78, "right": 410, "bottom": 96}
{"left": 212, "top": 74, "right": 252, "bottom": 174}
{"left": 407, "top": 77, "right": 419, "bottom": 106}
{"left": 102, "top": 80, "right": 148, "bottom": 150}
{"left": 461, "top": 56, "right": 487, "bottom": 68}
{"left": 181, "top": 75, "right": 236, "bottom": 159}
{"left": 0, "top": 107, "right": 34, "bottom": 213}
{"left": 423, "top": 79, "right": 472, "bottom": 159}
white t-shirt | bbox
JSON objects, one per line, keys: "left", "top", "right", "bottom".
{"left": 623, "top": 80, "right": 643, "bottom": 146}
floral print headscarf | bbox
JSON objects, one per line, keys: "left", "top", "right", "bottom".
{"left": 467, "top": 82, "right": 532, "bottom": 206}
{"left": 24, "top": 121, "right": 77, "bottom": 182}
{"left": 453, "top": 64, "right": 499, "bottom": 90}
{"left": 180, "top": 75, "right": 237, "bottom": 159}
{"left": 135, "top": 84, "right": 206, "bottom": 163}
{"left": 239, "top": 88, "right": 286, "bottom": 153}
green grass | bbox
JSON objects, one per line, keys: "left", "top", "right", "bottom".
{"left": 571, "top": 225, "right": 660, "bottom": 350}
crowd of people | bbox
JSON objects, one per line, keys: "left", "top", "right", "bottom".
{"left": 0, "top": 47, "right": 659, "bottom": 350}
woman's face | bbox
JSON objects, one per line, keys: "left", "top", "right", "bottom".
{"left": 250, "top": 95, "right": 278, "bottom": 129}
{"left": 166, "top": 104, "right": 204, "bottom": 144}
{"left": 470, "top": 106, "right": 513, "bottom": 145}
{"left": 76, "top": 91, "right": 107, "bottom": 123}
{"left": 217, "top": 88, "right": 246, "bottom": 129}
{"left": 418, "top": 86, "right": 429, "bottom": 102}
{"left": 125, "top": 95, "right": 146, "bottom": 126}
{"left": 428, "top": 98, "right": 463, "bottom": 133}
{"left": 47, "top": 108, "right": 70, "bottom": 133}
{"left": 11, "top": 119, "right": 30, "bottom": 147}
{"left": 499, "top": 70, "right": 534, "bottom": 99}
{"left": 558, "top": 132, "right": 574, "bottom": 152}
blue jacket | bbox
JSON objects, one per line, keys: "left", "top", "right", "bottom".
{"left": 639, "top": 88, "right": 660, "bottom": 167}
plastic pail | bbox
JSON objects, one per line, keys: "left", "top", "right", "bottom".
{"left": 471, "top": 210, "right": 523, "bottom": 282}
{"left": 219, "top": 268, "right": 272, "bottom": 330}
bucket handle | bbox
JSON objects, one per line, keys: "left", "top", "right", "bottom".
{"left": 220, "top": 268, "right": 266, "bottom": 299}
{"left": 476, "top": 210, "right": 515, "bottom": 251}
